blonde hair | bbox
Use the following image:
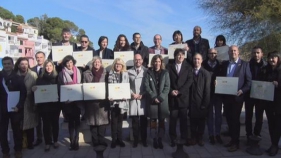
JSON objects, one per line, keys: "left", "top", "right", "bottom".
{"left": 150, "top": 54, "right": 165, "bottom": 70}
{"left": 111, "top": 58, "right": 127, "bottom": 72}
{"left": 41, "top": 59, "right": 57, "bottom": 77}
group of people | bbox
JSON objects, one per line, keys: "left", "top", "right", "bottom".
{"left": 0, "top": 26, "right": 280, "bottom": 158}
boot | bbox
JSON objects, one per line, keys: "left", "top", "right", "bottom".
{"left": 158, "top": 138, "right": 163, "bottom": 149}
{"left": 153, "top": 138, "right": 158, "bottom": 149}
{"left": 69, "top": 137, "right": 75, "bottom": 150}
{"left": 74, "top": 136, "right": 79, "bottom": 150}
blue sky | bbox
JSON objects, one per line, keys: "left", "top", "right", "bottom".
{"left": 1, "top": 0, "right": 220, "bottom": 49}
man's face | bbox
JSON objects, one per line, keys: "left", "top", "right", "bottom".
{"left": 35, "top": 53, "right": 45, "bottom": 66}
{"left": 175, "top": 52, "right": 185, "bottom": 64}
{"left": 228, "top": 46, "right": 240, "bottom": 61}
{"left": 134, "top": 54, "right": 143, "bottom": 68}
{"left": 193, "top": 54, "right": 202, "bottom": 67}
{"left": 193, "top": 27, "right": 201, "bottom": 37}
{"left": 252, "top": 48, "right": 263, "bottom": 61}
{"left": 133, "top": 34, "right": 141, "bottom": 44}
{"left": 153, "top": 35, "right": 162, "bottom": 47}
{"left": 2, "top": 60, "right": 14, "bottom": 72}
{"left": 80, "top": 37, "right": 89, "bottom": 48}
{"left": 208, "top": 50, "right": 217, "bottom": 61}
{"left": 62, "top": 31, "right": 71, "bottom": 42}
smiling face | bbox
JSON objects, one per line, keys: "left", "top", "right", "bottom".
{"left": 35, "top": 53, "right": 45, "bottom": 66}
{"left": 228, "top": 46, "right": 240, "bottom": 61}
{"left": 66, "top": 60, "right": 74, "bottom": 70}
{"left": 3, "top": 59, "right": 14, "bottom": 72}
{"left": 133, "top": 34, "right": 141, "bottom": 45}
{"left": 100, "top": 38, "right": 108, "bottom": 49}
{"left": 93, "top": 59, "right": 102, "bottom": 70}
{"left": 62, "top": 31, "right": 71, "bottom": 42}
{"left": 119, "top": 37, "right": 126, "bottom": 48}
{"left": 208, "top": 49, "right": 217, "bottom": 61}
{"left": 45, "top": 62, "right": 54, "bottom": 74}
{"left": 153, "top": 57, "right": 162, "bottom": 71}
{"left": 193, "top": 54, "right": 203, "bottom": 68}
{"left": 80, "top": 37, "right": 89, "bottom": 49}
{"left": 114, "top": 60, "right": 123, "bottom": 72}
{"left": 193, "top": 26, "right": 201, "bottom": 37}
{"left": 175, "top": 52, "right": 185, "bottom": 64}
{"left": 134, "top": 54, "right": 143, "bottom": 68}
{"left": 153, "top": 35, "right": 162, "bottom": 47}
{"left": 19, "top": 60, "right": 29, "bottom": 72}
{"left": 268, "top": 56, "right": 279, "bottom": 67}
{"left": 173, "top": 33, "right": 182, "bottom": 43}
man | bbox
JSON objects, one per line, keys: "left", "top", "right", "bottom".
{"left": 76, "top": 35, "right": 95, "bottom": 52}
{"left": 128, "top": 54, "right": 148, "bottom": 148}
{"left": 130, "top": 33, "right": 149, "bottom": 67}
{"left": 31, "top": 51, "right": 46, "bottom": 146}
{"left": 245, "top": 46, "right": 267, "bottom": 143}
{"left": 0, "top": 57, "right": 27, "bottom": 158}
{"left": 166, "top": 49, "right": 193, "bottom": 147}
{"left": 186, "top": 26, "right": 210, "bottom": 60}
{"left": 221, "top": 45, "right": 251, "bottom": 152}
{"left": 203, "top": 49, "right": 223, "bottom": 145}
{"left": 148, "top": 34, "right": 168, "bottom": 54}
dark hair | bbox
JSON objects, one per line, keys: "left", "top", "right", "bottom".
{"left": 174, "top": 48, "right": 185, "bottom": 58}
{"left": 133, "top": 32, "right": 141, "bottom": 39}
{"left": 267, "top": 51, "right": 281, "bottom": 66}
{"left": 252, "top": 46, "right": 263, "bottom": 52}
{"left": 98, "top": 36, "right": 108, "bottom": 47}
{"left": 2, "top": 56, "right": 14, "bottom": 65}
{"left": 61, "top": 28, "right": 71, "bottom": 34}
{"left": 79, "top": 35, "right": 89, "bottom": 41}
{"left": 215, "top": 35, "right": 226, "bottom": 47}
{"left": 35, "top": 51, "right": 45, "bottom": 57}
{"left": 61, "top": 55, "right": 76, "bottom": 67}
{"left": 151, "top": 54, "right": 165, "bottom": 70}
{"left": 14, "top": 57, "right": 30, "bottom": 72}
{"left": 172, "top": 30, "right": 183, "bottom": 42}
{"left": 113, "top": 34, "right": 130, "bottom": 51}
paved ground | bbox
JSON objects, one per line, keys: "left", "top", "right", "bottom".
{"left": 4, "top": 109, "right": 281, "bottom": 158}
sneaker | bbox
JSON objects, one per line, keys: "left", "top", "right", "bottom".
{"left": 209, "top": 135, "right": 215, "bottom": 145}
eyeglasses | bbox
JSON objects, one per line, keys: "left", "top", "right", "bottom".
{"left": 81, "top": 41, "right": 88, "bottom": 43}
{"left": 209, "top": 53, "right": 217, "bottom": 55}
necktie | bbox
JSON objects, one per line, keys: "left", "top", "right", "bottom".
{"left": 137, "top": 69, "right": 140, "bottom": 75}
{"left": 39, "top": 68, "right": 42, "bottom": 75}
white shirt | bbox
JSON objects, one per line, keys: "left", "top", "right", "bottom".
{"left": 36, "top": 65, "right": 43, "bottom": 74}
{"left": 99, "top": 51, "right": 103, "bottom": 59}
{"left": 194, "top": 67, "right": 201, "bottom": 75}
{"left": 175, "top": 63, "right": 182, "bottom": 74}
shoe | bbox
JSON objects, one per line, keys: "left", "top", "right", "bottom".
{"left": 224, "top": 141, "right": 233, "bottom": 147}
{"left": 33, "top": 139, "right": 42, "bottom": 146}
{"left": 117, "top": 139, "right": 125, "bottom": 147}
{"left": 184, "top": 139, "right": 191, "bottom": 146}
{"left": 170, "top": 140, "right": 176, "bottom": 147}
{"left": 198, "top": 139, "right": 204, "bottom": 146}
{"left": 153, "top": 138, "right": 158, "bottom": 149}
{"left": 3, "top": 153, "right": 10, "bottom": 158}
{"left": 74, "top": 138, "right": 79, "bottom": 150}
{"left": 15, "top": 151, "right": 22, "bottom": 158}
{"left": 99, "top": 141, "right": 108, "bottom": 147}
{"left": 69, "top": 139, "right": 75, "bottom": 150}
{"left": 189, "top": 138, "right": 197, "bottom": 146}
{"left": 209, "top": 136, "right": 215, "bottom": 145}
{"left": 142, "top": 141, "right": 148, "bottom": 147}
{"left": 111, "top": 141, "right": 117, "bottom": 148}
{"left": 44, "top": 145, "right": 50, "bottom": 152}
{"left": 158, "top": 138, "right": 163, "bottom": 149}
{"left": 227, "top": 144, "right": 239, "bottom": 152}
{"left": 221, "top": 130, "right": 230, "bottom": 136}
{"left": 268, "top": 145, "right": 278, "bottom": 156}
{"left": 27, "top": 144, "right": 34, "bottom": 149}
{"left": 133, "top": 141, "right": 138, "bottom": 148}
{"left": 53, "top": 142, "right": 59, "bottom": 149}
{"left": 215, "top": 135, "right": 223, "bottom": 144}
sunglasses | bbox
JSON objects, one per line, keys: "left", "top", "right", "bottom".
{"left": 81, "top": 41, "right": 88, "bottom": 43}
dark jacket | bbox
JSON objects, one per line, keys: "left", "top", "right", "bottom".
{"left": 190, "top": 67, "right": 211, "bottom": 118}
{"left": 35, "top": 74, "right": 60, "bottom": 113}
{"left": 220, "top": 59, "right": 252, "bottom": 103}
{"left": 130, "top": 41, "right": 149, "bottom": 67}
{"left": 186, "top": 37, "right": 210, "bottom": 61}
{"left": 169, "top": 42, "right": 193, "bottom": 66}
{"left": 144, "top": 68, "right": 170, "bottom": 119}
{"left": 202, "top": 59, "right": 222, "bottom": 96}
{"left": 0, "top": 71, "right": 27, "bottom": 113}
{"left": 259, "top": 64, "right": 281, "bottom": 114}
{"left": 166, "top": 61, "right": 193, "bottom": 109}
{"left": 94, "top": 48, "right": 114, "bottom": 59}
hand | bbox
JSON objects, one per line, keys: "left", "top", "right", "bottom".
{"left": 122, "top": 98, "right": 126, "bottom": 101}
{"left": 237, "top": 90, "right": 243, "bottom": 96}
{"left": 132, "top": 93, "right": 139, "bottom": 99}
{"left": 57, "top": 60, "right": 62, "bottom": 65}
{"left": 108, "top": 98, "right": 113, "bottom": 101}
{"left": 83, "top": 64, "right": 86, "bottom": 68}
{"left": 184, "top": 43, "right": 189, "bottom": 52}
{"left": 155, "top": 98, "right": 160, "bottom": 103}
{"left": 214, "top": 80, "right": 217, "bottom": 86}
{"left": 31, "top": 86, "right": 37, "bottom": 92}
{"left": 138, "top": 95, "right": 142, "bottom": 100}
{"left": 273, "top": 81, "right": 278, "bottom": 87}
{"left": 12, "top": 107, "right": 19, "bottom": 112}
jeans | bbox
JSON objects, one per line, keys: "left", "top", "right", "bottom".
{"left": 207, "top": 95, "right": 223, "bottom": 136}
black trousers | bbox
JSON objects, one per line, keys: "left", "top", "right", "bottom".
{"left": 0, "top": 112, "right": 23, "bottom": 154}
{"left": 41, "top": 111, "right": 60, "bottom": 145}
{"left": 245, "top": 98, "right": 265, "bottom": 137}
{"left": 224, "top": 100, "right": 243, "bottom": 145}
{"left": 35, "top": 114, "right": 43, "bottom": 141}
{"left": 190, "top": 117, "right": 206, "bottom": 139}
{"left": 24, "top": 128, "right": 34, "bottom": 147}
{"left": 90, "top": 125, "right": 106, "bottom": 144}
{"left": 131, "top": 115, "right": 147, "bottom": 142}
{"left": 63, "top": 104, "right": 81, "bottom": 142}
{"left": 169, "top": 108, "right": 188, "bottom": 141}
{"left": 265, "top": 104, "right": 281, "bottom": 146}
{"left": 111, "top": 107, "right": 124, "bottom": 141}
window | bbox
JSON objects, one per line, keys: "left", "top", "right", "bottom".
{"left": 8, "top": 36, "right": 11, "bottom": 40}
{"left": 0, "top": 22, "right": 2, "bottom": 26}
{"left": 20, "top": 40, "right": 23, "bottom": 45}
{"left": 19, "top": 49, "right": 22, "bottom": 53}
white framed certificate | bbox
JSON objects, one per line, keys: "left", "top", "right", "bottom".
{"left": 102, "top": 59, "right": 114, "bottom": 72}
{"left": 73, "top": 51, "right": 93, "bottom": 67}
{"left": 108, "top": 83, "right": 131, "bottom": 99}
{"left": 215, "top": 77, "right": 238, "bottom": 95}
{"left": 250, "top": 80, "right": 275, "bottom": 101}
{"left": 34, "top": 85, "right": 58, "bottom": 103}
{"left": 51, "top": 46, "right": 73, "bottom": 62}
{"left": 7, "top": 91, "right": 20, "bottom": 112}
{"left": 168, "top": 44, "right": 188, "bottom": 59}
{"left": 215, "top": 45, "right": 229, "bottom": 61}
{"left": 60, "top": 84, "right": 83, "bottom": 102}
{"left": 83, "top": 83, "right": 106, "bottom": 100}
{"left": 114, "top": 51, "right": 134, "bottom": 66}
{"left": 148, "top": 54, "right": 169, "bottom": 67}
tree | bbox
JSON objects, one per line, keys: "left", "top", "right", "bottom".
{"left": 0, "top": 7, "right": 14, "bottom": 20}
{"left": 14, "top": 15, "right": 25, "bottom": 23}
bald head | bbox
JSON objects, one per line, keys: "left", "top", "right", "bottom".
{"left": 153, "top": 34, "right": 162, "bottom": 48}
{"left": 208, "top": 48, "right": 218, "bottom": 61}
{"left": 193, "top": 26, "right": 202, "bottom": 37}
{"left": 228, "top": 45, "right": 240, "bottom": 61}
{"left": 134, "top": 54, "right": 143, "bottom": 68}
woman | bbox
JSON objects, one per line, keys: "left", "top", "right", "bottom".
{"left": 214, "top": 35, "right": 227, "bottom": 47}
{"left": 58, "top": 55, "right": 82, "bottom": 150}
{"left": 14, "top": 57, "right": 38, "bottom": 149}
{"left": 144, "top": 55, "right": 170, "bottom": 149}
{"left": 259, "top": 51, "right": 281, "bottom": 156}
{"left": 113, "top": 34, "right": 131, "bottom": 51}
{"left": 108, "top": 58, "right": 129, "bottom": 148}
{"left": 83, "top": 56, "right": 109, "bottom": 147}
{"left": 94, "top": 36, "right": 114, "bottom": 59}
{"left": 32, "top": 60, "right": 60, "bottom": 151}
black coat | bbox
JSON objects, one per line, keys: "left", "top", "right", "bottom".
{"left": 190, "top": 67, "right": 211, "bottom": 118}
{"left": 186, "top": 37, "right": 210, "bottom": 61}
{"left": 94, "top": 48, "right": 114, "bottom": 59}
{"left": 130, "top": 42, "right": 149, "bottom": 67}
{"left": 166, "top": 61, "right": 193, "bottom": 110}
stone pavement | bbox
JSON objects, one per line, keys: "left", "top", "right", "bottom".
{"left": 4, "top": 109, "right": 281, "bottom": 158}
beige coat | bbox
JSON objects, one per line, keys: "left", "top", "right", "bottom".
{"left": 18, "top": 70, "right": 38, "bottom": 130}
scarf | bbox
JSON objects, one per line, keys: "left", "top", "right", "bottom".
{"left": 62, "top": 66, "right": 81, "bottom": 85}
{"left": 92, "top": 67, "right": 104, "bottom": 82}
